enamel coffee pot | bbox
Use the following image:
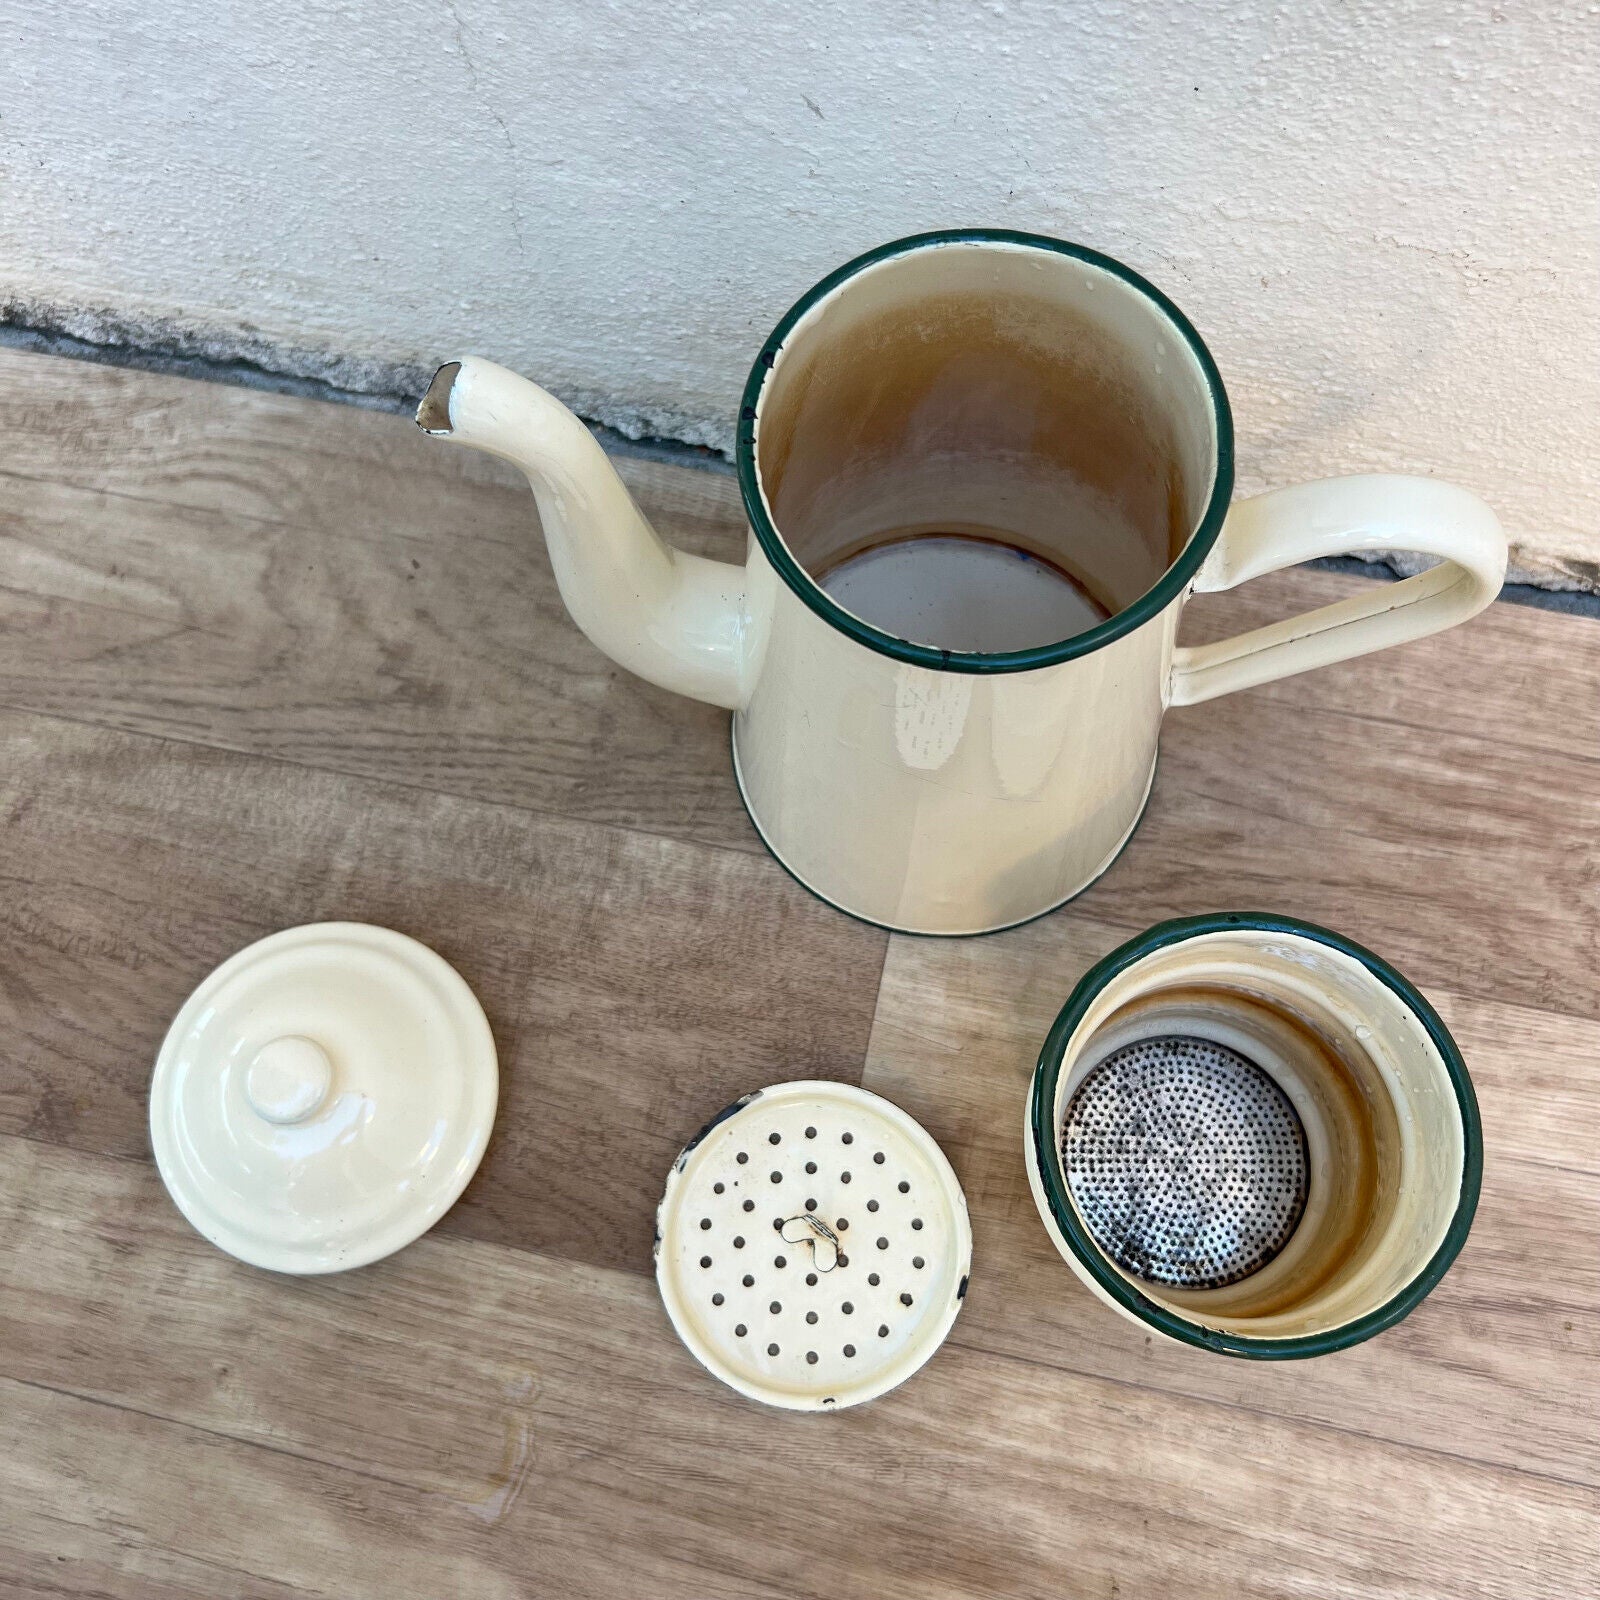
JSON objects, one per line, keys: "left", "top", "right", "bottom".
{"left": 418, "top": 230, "right": 1505, "bottom": 935}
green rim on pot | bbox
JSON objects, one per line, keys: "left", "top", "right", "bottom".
{"left": 735, "top": 229, "right": 1237, "bottom": 676}
{"left": 1027, "top": 912, "right": 1482, "bottom": 1359}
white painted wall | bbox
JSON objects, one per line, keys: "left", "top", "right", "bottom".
{"left": 4, "top": 1, "right": 1597, "bottom": 584}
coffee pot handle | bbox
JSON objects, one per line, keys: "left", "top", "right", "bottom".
{"left": 1168, "top": 475, "right": 1506, "bottom": 707}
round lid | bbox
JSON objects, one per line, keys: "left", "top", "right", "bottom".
{"left": 655, "top": 1081, "right": 972, "bottom": 1410}
{"left": 149, "top": 923, "right": 498, "bottom": 1274}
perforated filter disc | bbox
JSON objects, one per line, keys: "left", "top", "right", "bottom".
{"left": 1062, "top": 1035, "right": 1308, "bottom": 1290}
{"left": 655, "top": 1081, "right": 972, "bottom": 1410}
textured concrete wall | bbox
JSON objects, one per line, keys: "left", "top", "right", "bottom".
{"left": 4, "top": 1, "right": 1597, "bottom": 585}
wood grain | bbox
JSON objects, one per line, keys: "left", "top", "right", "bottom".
{"left": 2, "top": 349, "right": 1596, "bottom": 1598}
{"left": 0, "top": 708, "right": 884, "bottom": 1271}
{"left": 6, "top": 344, "right": 1595, "bottom": 770}
{"left": 4, "top": 463, "right": 1594, "bottom": 1018}
{"left": 1180, "top": 565, "right": 1600, "bottom": 767}
{"left": 0, "top": 347, "right": 755, "bottom": 855}
{"left": 5, "top": 1138, "right": 1595, "bottom": 1600}
{"left": 1101, "top": 697, "right": 1600, "bottom": 1019}
{"left": 861, "top": 912, "right": 1600, "bottom": 1488}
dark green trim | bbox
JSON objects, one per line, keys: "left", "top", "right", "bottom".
{"left": 730, "top": 721, "right": 1157, "bottom": 937}
{"left": 735, "top": 229, "right": 1236, "bottom": 675}
{"left": 1029, "top": 912, "right": 1482, "bottom": 1359}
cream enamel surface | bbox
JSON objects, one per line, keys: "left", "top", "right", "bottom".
{"left": 1026, "top": 929, "right": 1469, "bottom": 1348}
{"left": 1173, "top": 475, "right": 1507, "bottom": 705}
{"left": 732, "top": 545, "right": 1170, "bottom": 932}
{"left": 426, "top": 359, "right": 750, "bottom": 710}
{"left": 148, "top": 923, "right": 499, "bottom": 1274}
{"left": 423, "top": 240, "right": 1506, "bottom": 934}
{"left": 653, "top": 1080, "right": 972, "bottom": 1411}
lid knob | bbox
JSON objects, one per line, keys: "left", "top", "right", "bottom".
{"left": 245, "top": 1035, "right": 333, "bottom": 1125}
{"left": 780, "top": 1213, "right": 840, "bottom": 1272}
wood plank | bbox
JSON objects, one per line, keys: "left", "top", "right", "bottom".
{"left": 0, "top": 1377, "right": 794, "bottom": 1600}
{"left": 3, "top": 1138, "right": 1593, "bottom": 1600}
{"left": 0, "top": 463, "right": 758, "bottom": 856}
{"left": 6, "top": 344, "right": 1594, "bottom": 780}
{"left": 1106, "top": 696, "right": 1600, "bottom": 1020}
{"left": 1181, "top": 565, "right": 1600, "bottom": 767}
{"left": 2, "top": 343, "right": 555, "bottom": 541}
{"left": 861, "top": 912, "right": 1600, "bottom": 1486}
{"left": 6, "top": 347, "right": 1599, "bottom": 1597}
{"left": 4, "top": 469, "right": 1596, "bottom": 1019}
{"left": 0, "top": 707, "right": 885, "bottom": 1272}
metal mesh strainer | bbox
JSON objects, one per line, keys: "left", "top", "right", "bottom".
{"left": 1061, "top": 1034, "right": 1309, "bottom": 1290}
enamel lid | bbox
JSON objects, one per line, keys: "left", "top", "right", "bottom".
{"left": 655, "top": 1081, "right": 972, "bottom": 1410}
{"left": 149, "top": 923, "right": 498, "bottom": 1274}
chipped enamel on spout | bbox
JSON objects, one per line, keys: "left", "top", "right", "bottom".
{"left": 419, "top": 359, "right": 752, "bottom": 710}
{"left": 417, "top": 233, "right": 1505, "bottom": 936}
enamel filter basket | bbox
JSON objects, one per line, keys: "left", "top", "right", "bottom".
{"left": 655, "top": 1081, "right": 972, "bottom": 1410}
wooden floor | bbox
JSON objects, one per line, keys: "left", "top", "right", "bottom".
{"left": 2, "top": 347, "right": 1596, "bottom": 1598}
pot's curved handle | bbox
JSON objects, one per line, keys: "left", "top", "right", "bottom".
{"left": 1169, "top": 475, "right": 1506, "bottom": 708}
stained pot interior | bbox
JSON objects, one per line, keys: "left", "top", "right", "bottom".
{"left": 752, "top": 240, "right": 1219, "bottom": 631}
{"left": 1050, "top": 931, "right": 1466, "bottom": 1342}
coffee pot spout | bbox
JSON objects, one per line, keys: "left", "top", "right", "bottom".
{"left": 416, "top": 358, "right": 750, "bottom": 709}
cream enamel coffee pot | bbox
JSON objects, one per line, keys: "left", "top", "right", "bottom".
{"left": 418, "top": 230, "right": 1505, "bottom": 935}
